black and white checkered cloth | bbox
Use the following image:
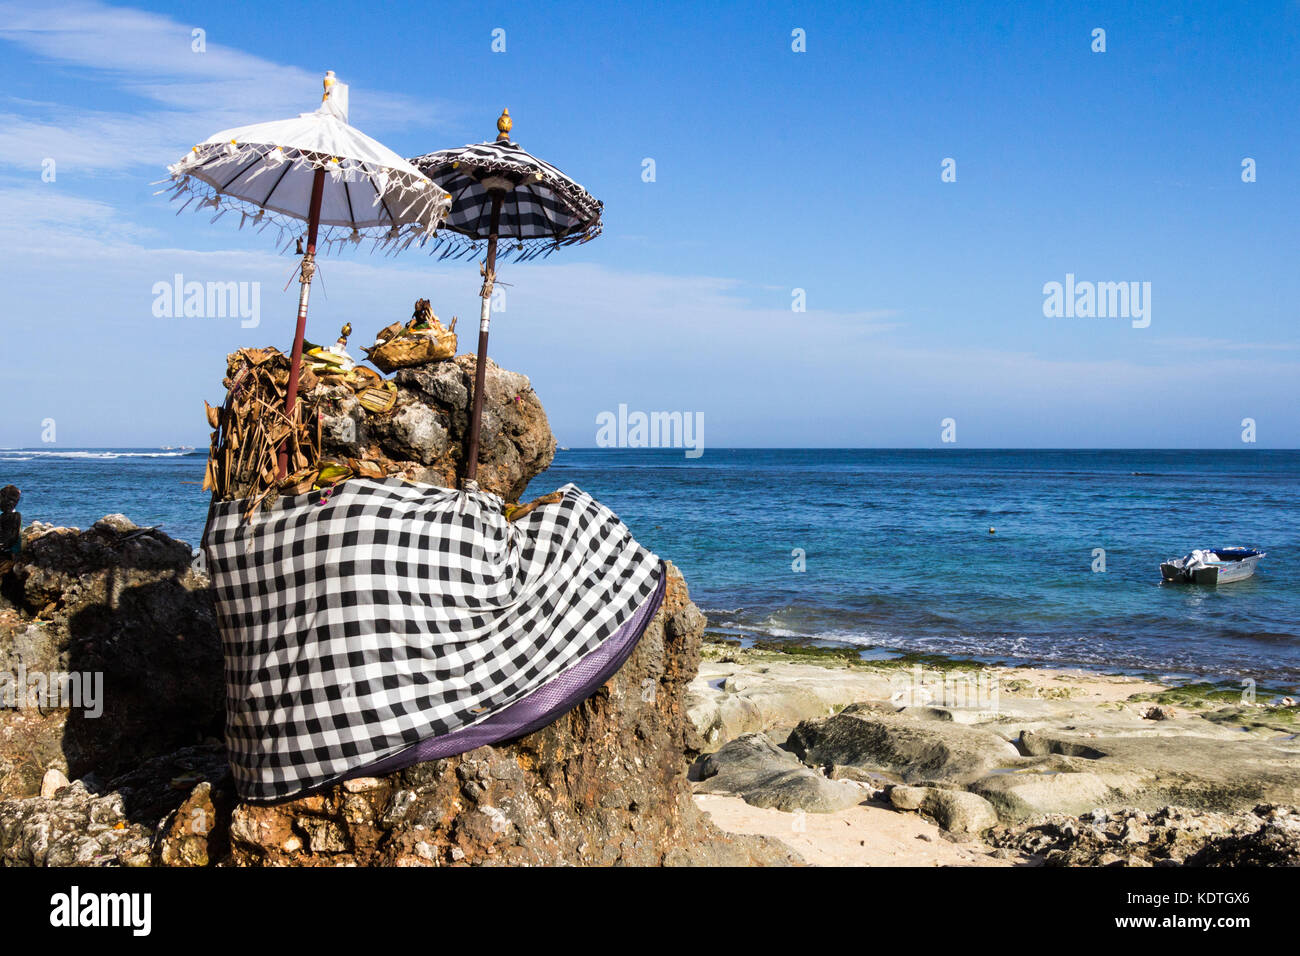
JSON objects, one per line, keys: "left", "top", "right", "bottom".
{"left": 203, "top": 479, "right": 660, "bottom": 801}
{"left": 409, "top": 140, "right": 602, "bottom": 260}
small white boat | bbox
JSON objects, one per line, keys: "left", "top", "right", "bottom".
{"left": 1160, "top": 547, "right": 1265, "bottom": 585}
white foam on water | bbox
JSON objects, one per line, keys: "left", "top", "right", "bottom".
{"left": 755, "top": 618, "right": 894, "bottom": 647}
{"left": 0, "top": 450, "right": 192, "bottom": 460}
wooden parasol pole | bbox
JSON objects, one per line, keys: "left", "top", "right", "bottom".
{"left": 463, "top": 108, "right": 517, "bottom": 489}
{"left": 463, "top": 189, "right": 504, "bottom": 487}
{"left": 278, "top": 166, "right": 326, "bottom": 480}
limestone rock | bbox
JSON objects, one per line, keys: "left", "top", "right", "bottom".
{"left": 0, "top": 521, "right": 223, "bottom": 793}
{"left": 0, "top": 780, "right": 154, "bottom": 867}
{"left": 378, "top": 402, "right": 448, "bottom": 465}
{"left": 888, "top": 784, "right": 929, "bottom": 811}
{"left": 888, "top": 785, "right": 998, "bottom": 837}
{"left": 0, "top": 745, "right": 233, "bottom": 867}
{"left": 220, "top": 565, "right": 796, "bottom": 866}
{"left": 999, "top": 728, "right": 1300, "bottom": 816}
{"left": 92, "top": 514, "right": 139, "bottom": 535}
{"left": 316, "top": 388, "right": 366, "bottom": 457}
{"left": 156, "top": 780, "right": 233, "bottom": 867}
{"left": 992, "top": 804, "right": 1300, "bottom": 866}
{"left": 968, "top": 760, "right": 1126, "bottom": 823}
{"left": 39, "top": 768, "right": 68, "bottom": 799}
{"left": 695, "top": 733, "right": 864, "bottom": 813}
{"left": 688, "top": 657, "right": 899, "bottom": 749}
{"left": 788, "top": 705, "right": 1021, "bottom": 785}
{"left": 315, "top": 354, "right": 554, "bottom": 501}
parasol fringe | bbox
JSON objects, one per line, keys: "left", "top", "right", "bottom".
{"left": 163, "top": 139, "right": 452, "bottom": 255}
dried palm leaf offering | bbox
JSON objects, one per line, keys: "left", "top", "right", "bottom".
{"left": 362, "top": 300, "right": 458, "bottom": 373}
{"left": 357, "top": 380, "right": 397, "bottom": 413}
{"left": 202, "top": 347, "right": 320, "bottom": 513}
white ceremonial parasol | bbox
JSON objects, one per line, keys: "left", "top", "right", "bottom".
{"left": 163, "top": 71, "right": 451, "bottom": 477}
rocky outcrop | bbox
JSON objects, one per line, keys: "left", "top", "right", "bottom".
{"left": 689, "top": 644, "right": 1300, "bottom": 834}
{"left": 689, "top": 651, "right": 901, "bottom": 749}
{"left": 316, "top": 354, "right": 554, "bottom": 501}
{"left": 0, "top": 517, "right": 223, "bottom": 798}
{"left": 887, "top": 785, "right": 998, "bottom": 838}
{"left": 0, "top": 351, "right": 797, "bottom": 866}
{"left": 1024, "top": 729, "right": 1300, "bottom": 808}
{"left": 1, "top": 565, "right": 794, "bottom": 867}
{"left": 967, "top": 759, "right": 1125, "bottom": 823}
{"left": 695, "top": 732, "right": 864, "bottom": 813}
{"left": 221, "top": 565, "right": 793, "bottom": 866}
{"left": 992, "top": 804, "right": 1300, "bottom": 867}
{"left": 790, "top": 696, "right": 1300, "bottom": 826}
{"left": 0, "top": 744, "right": 230, "bottom": 867}
{"left": 788, "top": 705, "right": 1022, "bottom": 786}
{"left": 969, "top": 729, "right": 1300, "bottom": 823}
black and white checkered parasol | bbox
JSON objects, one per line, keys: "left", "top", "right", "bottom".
{"left": 410, "top": 124, "right": 602, "bottom": 262}
{"left": 409, "top": 110, "right": 606, "bottom": 489}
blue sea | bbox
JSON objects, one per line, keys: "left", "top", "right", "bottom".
{"left": 2, "top": 447, "right": 1297, "bottom": 686}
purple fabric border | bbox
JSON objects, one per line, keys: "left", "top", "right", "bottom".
{"left": 347, "top": 561, "right": 667, "bottom": 779}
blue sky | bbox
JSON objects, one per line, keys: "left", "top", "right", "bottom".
{"left": 0, "top": 0, "right": 1297, "bottom": 448}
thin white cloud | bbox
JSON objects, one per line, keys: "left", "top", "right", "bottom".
{"left": 1, "top": 201, "right": 1297, "bottom": 447}
{"left": 0, "top": 0, "right": 450, "bottom": 173}
{"left": 1156, "top": 336, "right": 1300, "bottom": 353}
{"left": 0, "top": 183, "right": 157, "bottom": 244}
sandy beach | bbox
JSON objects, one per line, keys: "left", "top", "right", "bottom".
{"left": 688, "top": 638, "right": 1300, "bottom": 866}
{"left": 695, "top": 793, "right": 1013, "bottom": 866}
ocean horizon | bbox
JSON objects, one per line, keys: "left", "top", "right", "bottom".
{"left": 2, "top": 446, "right": 1297, "bottom": 687}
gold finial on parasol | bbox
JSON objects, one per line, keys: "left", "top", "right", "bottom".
{"left": 496, "top": 108, "right": 512, "bottom": 142}
{"left": 322, "top": 70, "right": 336, "bottom": 101}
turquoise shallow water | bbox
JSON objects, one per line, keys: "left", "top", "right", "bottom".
{"left": 529, "top": 449, "right": 1300, "bottom": 686}
{"left": 2, "top": 447, "right": 1297, "bottom": 685}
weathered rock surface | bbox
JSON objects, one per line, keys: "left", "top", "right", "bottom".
{"left": 992, "top": 804, "right": 1300, "bottom": 867}
{"left": 221, "top": 565, "right": 794, "bottom": 866}
{"left": 887, "top": 785, "right": 998, "bottom": 837}
{"left": 972, "top": 728, "right": 1300, "bottom": 822}
{"left": 316, "top": 354, "right": 554, "bottom": 501}
{"left": 793, "top": 699, "right": 1300, "bottom": 826}
{"left": 0, "top": 518, "right": 223, "bottom": 797}
{"left": 968, "top": 759, "right": 1128, "bottom": 823}
{"left": 0, "top": 351, "right": 802, "bottom": 866}
{"left": 1, "top": 556, "right": 796, "bottom": 866}
{"left": 0, "top": 744, "right": 230, "bottom": 867}
{"left": 788, "top": 705, "right": 1021, "bottom": 786}
{"left": 689, "top": 655, "right": 901, "bottom": 749}
{"left": 694, "top": 732, "right": 864, "bottom": 813}
{"left": 689, "top": 644, "right": 1300, "bottom": 840}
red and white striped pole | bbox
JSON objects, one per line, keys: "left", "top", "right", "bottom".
{"left": 278, "top": 166, "right": 326, "bottom": 480}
